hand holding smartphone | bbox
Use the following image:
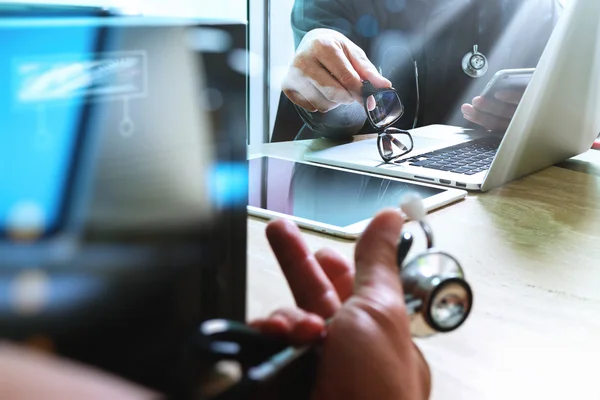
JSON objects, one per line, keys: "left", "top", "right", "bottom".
{"left": 462, "top": 68, "right": 534, "bottom": 132}
{"left": 480, "top": 68, "right": 534, "bottom": 100}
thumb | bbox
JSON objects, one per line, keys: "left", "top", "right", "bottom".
{"left": 345, "top": 45, "right": 392, "bottom": 89}
{"left": 353, "top": 209, "right": 404, "bottom": 296}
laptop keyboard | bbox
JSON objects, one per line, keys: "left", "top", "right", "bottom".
{"left": 394, "top": 136, "right": 501, "bottom": 175}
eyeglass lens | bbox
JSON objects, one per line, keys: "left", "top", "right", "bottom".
{"left": 367, "top": 90, "right": 404, "bottom": 129}
{"left": 378, "top": 130, "right": 413, "bottom": 161}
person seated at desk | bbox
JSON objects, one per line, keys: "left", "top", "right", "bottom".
{"left": 272, "top": 0, "right": 563, "bottom": 141}
{"left": 0, "top": 210, "right": 430, "bottom": 400}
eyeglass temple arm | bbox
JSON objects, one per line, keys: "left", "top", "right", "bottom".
{"left": 361, "top": 80, "right": 378, "bottom": 97}
{"left": 389, "top": 135, "right": 409, "bottom": 151}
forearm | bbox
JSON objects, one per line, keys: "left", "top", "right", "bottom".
{"left": 291, "top": 0, "right": 358, "bottom": 48}
{"left": 295, "top": 102, "right": 368, "bottom": 139}
{"left": 288, "top": 0, "right": 381, "bottom": 139}
{"left": 0, "top": 342, "right": 159, "bottom": 399}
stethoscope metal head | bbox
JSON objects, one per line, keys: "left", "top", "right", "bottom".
{"left": 398, "top": 194, "right": 473, "bottom": 337}
{"left": 399, "top": 241, "right": 473, "bottom": 337}
{"left": 462, "top": 44, "right": 489, "bottom": 78}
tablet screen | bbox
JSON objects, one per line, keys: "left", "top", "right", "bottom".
{"left": 248, "top": 156, "right": 445, "bottom": 227}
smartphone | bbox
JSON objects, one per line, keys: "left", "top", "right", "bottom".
{"left": 480, "top": 68, "right": 535, "bottom": 100}
{"left": 247, "top": 156, "right": 467, "bottom": 239}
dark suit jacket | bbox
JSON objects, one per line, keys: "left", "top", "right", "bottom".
{"left": 272, "top": 0, "right": 562, "bottom": 142}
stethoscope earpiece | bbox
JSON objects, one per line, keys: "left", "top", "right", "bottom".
{"left": 462, "top": 44, "right": 488, "bottom": 78}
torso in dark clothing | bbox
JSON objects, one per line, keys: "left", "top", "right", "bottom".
{"left": 287, "top": 0, "right": 560, "bottom": 133}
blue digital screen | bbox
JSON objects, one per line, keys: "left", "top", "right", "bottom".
{"left": 0, "top": 23, "right": 101, "bottom": 238}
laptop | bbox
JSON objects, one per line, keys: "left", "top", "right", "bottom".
{"left": 305, "top": 0, "right": 600, "bottom": 192}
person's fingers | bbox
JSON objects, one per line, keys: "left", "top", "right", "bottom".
{"left": 472, "top": 96, "right": 517, "bottom": 120}
{"left": 314, "top": 248, "right": 355, "bottom": 303}
{"left": 344, "top": 44, "right": 391, "bottom": 89}
{"left": 317, "top": 44, "right": 364, "bottom": 102}
{"left": 284, "top": 28, "right": 391, "bottom": 111}
{"left": 284, "top": 86, "right": 338, "bottom": 113}
{"left": 248, "top": 314, "right": 290, "bottom": 336}
{"left": 495, "top": 89, "right": 524, "bottom": 105}
{"left": 462, "top": 103, "right": 511, "bottom": 132}
{"left": 285, "top": 34, "right": 354, "bottom": 111}
{"left": 282, "top": 67, "right": 340, "bottom": 113}
{"left": 302, "top": 41, "right": 358, "bottom": 103}
{"left": 304, "top": 63, "right": 355, "bottom": 105}
{"left": 250, "top": 308, "right": 326, "bottom": 344}
{"left": 269, "top": 308, "right": 326, "bottom": 344}
{"left": 353, "top": 209, "right": 405, "bottom": 297}
{"left": 366, "top": 95, "right": 376, "bottom": 111}
{"left": 247, "top": 317, "right": 267, "bottom": 330}
{"left": 460, "top": 103, "right": 473, "bottom": 119}
{"left": 266, "top": 219, "right": 342, "bottom": 318}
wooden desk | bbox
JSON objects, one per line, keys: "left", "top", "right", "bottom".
{"left": 246, "top": 138, "right": 600, "bottom": 400}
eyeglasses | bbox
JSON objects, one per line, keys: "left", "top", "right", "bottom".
{"left": 361, "top": 80, "right": 414, "bottom": 163}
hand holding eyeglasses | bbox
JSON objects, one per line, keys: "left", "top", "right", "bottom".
{"left": 361, "top": 80, "right": 415, "bottom": 163}
{"left": 282, "top": 28, "right": 392, "bottom": 113}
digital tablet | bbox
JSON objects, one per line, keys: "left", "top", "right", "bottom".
{"left": 247, "top": 156, "right": 467, "bottom": 239}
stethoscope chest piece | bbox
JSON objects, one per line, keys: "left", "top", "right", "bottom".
{"left": 397, "top": 193, "right": 473, "bottom": 337}
{"left": 400, "top": 250, "right": 472, "bottom": 337}
{"left": 462, "top": 44, "right": 488, "bottom": 78}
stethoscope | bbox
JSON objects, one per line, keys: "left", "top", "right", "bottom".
{"left": 455, "top": 0, "right": 491, "bottom": 78}
{"left": 458, "top": 0, "right": 490, "bottom": 78}
{"left": 462, "top": 43, "right": 489, "bottom": 78}
{"left": 380, "top": 40, "right": 487, "bottom": 130}
{"left": 194, "top": 194, "right": 473, "bottom": 398}
{"left": 381, "top": 0, "right": 492, "bottom": 129}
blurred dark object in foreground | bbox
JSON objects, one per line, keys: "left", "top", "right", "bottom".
{"left": 0, "top": 5, "right": 248, "bottom": 397}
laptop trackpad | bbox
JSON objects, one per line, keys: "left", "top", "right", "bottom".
{"left": 414, "top": 135, "right": 457, "bottom": 149}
